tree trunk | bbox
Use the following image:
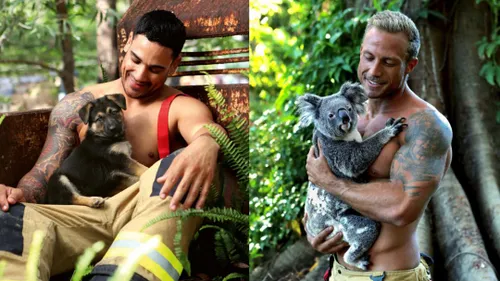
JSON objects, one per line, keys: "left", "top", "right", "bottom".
{"left": 56, "top": 0, "right": 75, "bottom": 93}
{"left": 250, "top": 237, "right": 320, "bottom": 281}
{"left": 447, "top": 0, "right": 500, "bottom": 268}
{"left": 431, "top": 169, "right": 498, "bottom": 281}
{"left": 407, "top": 12, "right": 447, "bottom": 114}
{"left": 96, "top": 0, "right": 119, "bottom": 81}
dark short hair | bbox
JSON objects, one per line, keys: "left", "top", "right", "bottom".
{"left": 134, "top": 10, "right": 186, "bottom": 58}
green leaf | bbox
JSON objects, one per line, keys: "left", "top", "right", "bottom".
{"left": 427, "top": 10, "right": 447, "bottom": 21}
{"left": 223, "top": 272, "right": 247, "bottom": 281}
{"left": 486, "top": 43, "right": 497, "bottom": 58}
{"left": 0, "top": 115, "right": 5, "bottom": 125}
{"left": 486, "top": 67, "right": 495, "bottom": 86}
{"left": 478, "top": 43, "right": 487, "bottom": 59}
{"left": 495, "top": 66, "right": 500, "bottom": 87}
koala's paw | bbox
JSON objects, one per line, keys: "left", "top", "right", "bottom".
{"left": 356, "top": 258, "right": 370, "bottom": 271}
{"left": 386, "top": 117, "right": 407, "bottom": 136}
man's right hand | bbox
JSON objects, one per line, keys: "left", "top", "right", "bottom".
{"left": 303, "top": 213, "right": 349, "bottom": 254}
{"left": 0, "top": 184, "right": 26, "bottom": 212}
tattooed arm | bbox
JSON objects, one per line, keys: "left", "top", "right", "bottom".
{"left": 306, "top": 109, "right": 453, "bottom": 226}
{"left": 16, "top": 91, "right": 95, "bottom": 203}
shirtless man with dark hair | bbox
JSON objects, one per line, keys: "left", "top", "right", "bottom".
{"left": 305, "top": 11, "right": 452, "bottom": 280}
{"left": 0, "top": 10, "right": 226, "bottom": 281}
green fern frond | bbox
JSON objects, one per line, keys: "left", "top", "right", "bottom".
{"left": 142, "top": 207, "right": 248, "bottom": 232}
{"left": 0, "top": 114, "right": 5, "bottom": 126}
{"left": 222, "top": 272, "right": 247, "bottom": 281}
{"left": 205, "top": 124, "right": 248, "bottom": 185}
{"left": 175, "top": 219, "right": 191, "bottom": 276}
{"left": 99, "top": 64, "right": 109, "bottom": 83}
{"left": 71, "top": 241, "right": 105, "bottom": 281}
{"left": 0, "top": 260, "right": 6, "bottom": 279}
{"left": 214, "top": 231, "right": 230, "bottom": 265}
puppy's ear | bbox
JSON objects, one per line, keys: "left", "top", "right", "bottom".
{"left": 297, "top": 93, "right": 321, "bottom": 127}
{"left": 106, "top": 94, "right": 126, "bottom": 110}
{"left": 340, "top": 82, "right": 367, "bottom": 115}
{"left": 78, "top": 102, "right": 94, "bottom": 124}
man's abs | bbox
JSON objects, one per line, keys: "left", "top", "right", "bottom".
{"left": 338, "top": 221, "right": 421, "bottom": 271}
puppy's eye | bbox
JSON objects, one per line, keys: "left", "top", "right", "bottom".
{"left": 348, "top": 107, "right": 352, "bottom": 112}
{"left": 111, "top": 109, "right": 119, "bottom": 114}
{"left": 328, "top": 113, "right": 334, "bottom": 119}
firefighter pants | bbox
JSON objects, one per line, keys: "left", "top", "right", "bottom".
{"left": 0, "top": 149, "right": 203, "bottom": 281}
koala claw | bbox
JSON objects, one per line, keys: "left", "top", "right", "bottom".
{"left": 356, "top": 259, "right": 370, "bottom": 271}
{"left": 387, "top": 117, "right": 408, "bottom": 136}
{"left": 385, "top": 117, "right": 396, "bottom": 126}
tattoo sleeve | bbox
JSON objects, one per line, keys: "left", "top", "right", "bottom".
{"left": 390, "top": 110, "right": 453, "bottom": 201}
{"left": 17, "top": 91, "right": 94, "bottom": 202}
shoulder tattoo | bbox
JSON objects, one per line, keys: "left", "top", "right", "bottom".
{"left": 390, "top": 110, "right": 453, "bottom": 198}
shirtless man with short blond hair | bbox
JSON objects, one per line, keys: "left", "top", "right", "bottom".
{"left": 306, "top": 11, "right": 452, "bottom": 280}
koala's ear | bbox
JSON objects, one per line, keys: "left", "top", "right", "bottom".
{"left": 297, "top": 93, "right": 321, "bottom": 127}
{"left": 78, "top": 102, "right": 94, "bottom": 124}
{"left": 340, "top": 81, "right": 368, "bottom": 114}
{"left": 106, "top": 93, "right": 126, "bottom": 110}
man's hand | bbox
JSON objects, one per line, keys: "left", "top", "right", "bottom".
{"left": 0, "top": 184, "right": 26, "bottom": 212}
{"left": 156, "top": 135, "right": 219, "bottom": 210}
{"left": 303, "top": 213, "right": 349, "bottom": 254}
{"left": 306, "top": 142, "right": 343, "bottom": 192}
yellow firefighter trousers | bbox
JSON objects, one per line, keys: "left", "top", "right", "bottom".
{"left": 0, "top": 150, "right": 203, "bottom": 281}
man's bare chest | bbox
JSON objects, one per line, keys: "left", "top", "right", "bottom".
{"left": 358, "top": 115, "right": 404, "bottom": 179}
{"left": 123, "top": 110, "right": 159, "bottom": 167}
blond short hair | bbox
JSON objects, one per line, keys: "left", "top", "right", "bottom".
{"left": 364, "top": 11, "right": 420, "bottom": 60}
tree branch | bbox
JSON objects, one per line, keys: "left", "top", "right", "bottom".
{"left": 0, "top": 59, "right": 61, "bottom": 74}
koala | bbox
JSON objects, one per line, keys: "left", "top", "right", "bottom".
{"left": 297, "top": 81, "right": 407, "bottom": 270}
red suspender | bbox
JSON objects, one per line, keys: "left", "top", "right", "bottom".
{"left": 157, "top": 93, "right": 186, "bottom": 158}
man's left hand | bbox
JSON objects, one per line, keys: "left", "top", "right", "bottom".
{"left": 157, "top": 135, "right": 219, "bottom": 210}
{"left": 306, "top": 142, "right": 341, "bottom": 191}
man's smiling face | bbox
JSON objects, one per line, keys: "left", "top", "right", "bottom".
{"left": 120, "top": 34, "right": 179, "bottom": 99}
{"left": 357, "top": 27, "right": 416, "bottom": 99}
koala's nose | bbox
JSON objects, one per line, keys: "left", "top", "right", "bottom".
{"left": 338, "top": 109, "right": 350, "bottom": 124}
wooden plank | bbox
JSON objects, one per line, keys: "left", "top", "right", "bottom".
{"left": 0, "top": 109, "right": 50, "bottom": 187}
{"left": 117, "top": 0, "right": 249, "bottom": 69}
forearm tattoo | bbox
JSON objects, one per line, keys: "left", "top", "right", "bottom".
{"left": 18, "top": 91, "right": 94, "bottom": 202}
{"left": 390, "top": 110, "right": 452, "bottom": 199}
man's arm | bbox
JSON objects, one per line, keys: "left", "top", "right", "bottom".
{"left": 17, "top": 91, "right": 94, "bottom": 203}
{"left": 307, "top": 109, "right": 452, "bottom": 226}
{"left": 157, "top": 96, "right": 226, "bottom": 210}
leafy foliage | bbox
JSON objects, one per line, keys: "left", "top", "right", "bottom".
{"left": 0, "top": 0, "right": 103, "bottom": 88}
{"left": 476, "top": 0, "right": 500, "bottom": 88}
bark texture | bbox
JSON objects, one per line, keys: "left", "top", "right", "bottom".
{"left": 250, "top": 237, "right": 320, "bottom": 281}
{"left": 432, "top": 169, "right": 498, "bottom": 281}
{"left": 96, "top": 0, "right": 119, "bottom": 81}
{"left": 447, "top": 0, "right": 500, "bottom": 268}
{"left": 56, "top": 0, "right": 75, "bottom": 93}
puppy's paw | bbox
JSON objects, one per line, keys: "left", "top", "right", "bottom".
{"left": 90, "top": 197, "right": 105, "bottom": 208}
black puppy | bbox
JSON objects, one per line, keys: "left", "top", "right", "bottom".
{"left": 45, "top": 94, "right": 147, "bottom": 207}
